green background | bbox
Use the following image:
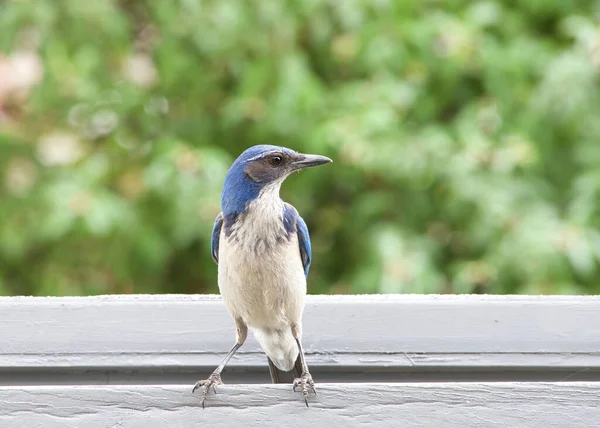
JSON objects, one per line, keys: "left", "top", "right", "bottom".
{"left": 1, "top": 0, "right": 600, "bottom": 296}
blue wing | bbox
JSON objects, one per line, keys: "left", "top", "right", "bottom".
{"left": 283, "top": 204, "right": 312, "bottom": 277}
{"left": 211, "top": 212, "right": 224, "bottom": 264}
{"left": 296, "top": 215, "right": 312, "bottom": 278}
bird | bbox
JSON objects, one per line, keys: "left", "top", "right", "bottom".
{"left": 192, "top": 145, "right": 332, "bottom": 408}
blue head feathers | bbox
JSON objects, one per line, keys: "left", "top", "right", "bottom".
{"left": 220, "top": 145, "right": 332, "bottom": 217}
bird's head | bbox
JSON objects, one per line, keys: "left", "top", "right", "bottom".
{"left": 221, "top": 145, "right": 332, "bottom": 216}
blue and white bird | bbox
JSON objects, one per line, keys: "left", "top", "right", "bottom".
{"left": 193, "top": 145, "right": 332, "bottom": 407}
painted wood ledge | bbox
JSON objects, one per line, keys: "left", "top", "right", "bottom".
{"left": 0, "top": 383, "right": 597, "bottom": 428}
{"left": 1, "top": 295, "right": 598, "bottom": 427}
{"left": 1, "top": 294, "right": 599, "bottom": 371}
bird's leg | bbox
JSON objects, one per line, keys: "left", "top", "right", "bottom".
{"left": 193, "top": 319, "right": 247, "bottom": 409}
{"left": 192, "top": 342, "right": 238, "bottom": 407}
{"left": 291, "top": 324, "right": 316, "bottom": 407}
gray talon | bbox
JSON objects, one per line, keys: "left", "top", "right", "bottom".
{"left": 192, "top": 372, "right": 223, "bottom": 409}
{"left": 293, "top": 372, "right": 316, "bottom": 407}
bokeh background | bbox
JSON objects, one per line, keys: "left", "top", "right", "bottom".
{"left": 1, "top": 0, "right": 600, "bottom": 296}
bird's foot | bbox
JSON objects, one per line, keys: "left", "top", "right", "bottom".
{"left": 293, "top": 371, "right": 316, "bottom": 407}
{"left": 192, "top": 372, "right": 223, "bottom": 409}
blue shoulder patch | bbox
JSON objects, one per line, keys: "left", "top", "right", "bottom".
{"left": 211, "top": 212, "right": 224, "bottom": 263}
{"left": 283, "top": 203, "right": 311, "bottom": 276}
{"left": 296, "top": 213, "right": 312, "bottom": 278}
{"left": 282, "top": 203, "right": 297, "bottom": 235}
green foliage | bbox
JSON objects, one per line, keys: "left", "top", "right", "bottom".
{"left": 1, "top": 0, "right": 600, "bottom": 296}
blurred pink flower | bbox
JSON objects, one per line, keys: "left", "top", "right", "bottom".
{"left": 4, "top": 157, "right": 38, "bottom": 196}
{"left": 0, "top": 50, "right": 44, "bottom": 105}
{"left": 122, "top": 53, "right": 157, "bottom": 88}
{"left": 37, "top": 132, "right": 86, "bottom": 166}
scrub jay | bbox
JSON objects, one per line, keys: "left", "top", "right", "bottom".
{"left": 193, "top": 145, "right": 332, "bottom": 408}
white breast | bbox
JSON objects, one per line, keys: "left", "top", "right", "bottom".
{"left": 217, "top": 195, "right": 307, "bottom": 331}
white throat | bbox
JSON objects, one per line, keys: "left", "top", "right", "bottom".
{"left": 226, "top": 180, "right": 288, "bottom": 253}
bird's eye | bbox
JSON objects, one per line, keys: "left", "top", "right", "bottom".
{"left": 269, "top": 155, "right": 283, "bottom": 166}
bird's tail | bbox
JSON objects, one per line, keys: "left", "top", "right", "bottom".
{"left": 268, "top": 355, "right": 303, "bottom": 384}
{"left": 254, "top": 328, "right": 301, "bottom": 383}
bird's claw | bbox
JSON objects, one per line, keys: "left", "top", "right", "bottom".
{"left": 293, "top": 372, "right": 316, "bottom": 407}
{"left": 192, "top": 372, "right": 223, "bottom": 409}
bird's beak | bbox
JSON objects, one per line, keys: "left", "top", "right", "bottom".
{"left": 291, "top": 153, "right": 333, "bottom": 170}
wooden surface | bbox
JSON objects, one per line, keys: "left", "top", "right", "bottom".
{"left": 1, "top": 383, "right": 597, "bottom": 428}
{"left": 1, "top": 294, "right": 599, "bottom": 426}
{"left": 1, "top": 294, "right": 599, "bottom": 372}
